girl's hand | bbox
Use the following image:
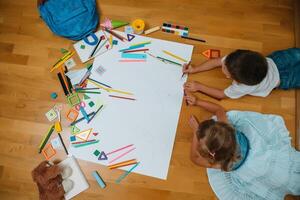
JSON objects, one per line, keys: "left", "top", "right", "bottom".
{"left": 184, "top": 93, "right": 198, "bottom": 106}
{"left": 184, "top": 81, "right": 201, "bottom": 92}
{"left": 182, "top": 62, "right": 195, "bottom": 74}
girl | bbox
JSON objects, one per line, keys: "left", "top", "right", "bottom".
{"left": 184, "top": 93, "right": 300, "bottom": 199}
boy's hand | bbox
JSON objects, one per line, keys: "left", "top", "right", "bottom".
{"left": 184, "top": 93, "right": 198, "bottom": 106}
{"left": 182, "top": 62, "right": 195, "bottom": 74}
{"left": 184, "top": 81, "right": 201, "bottom": 92}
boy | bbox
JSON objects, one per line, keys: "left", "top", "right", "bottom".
{"left": 183, "top": 48, "right": 300, "bottom": 99}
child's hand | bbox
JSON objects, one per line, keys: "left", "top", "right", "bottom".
{"left": 184, "top": 93, "right": 198, "bottom": 106}
{"left": 182, "top": 62, "right": 195, "bottom": 74}
{"left": 189, "top": 115, "right": 200, "bottom": 133}
{"left": 184, "top": 81, "right": 201, "bottom": 92}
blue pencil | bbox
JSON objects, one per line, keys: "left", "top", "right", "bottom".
{"left": 115, "top": 162, "right": 140, "bottom": 183}
{"left": 87, "top": 78, "right": 112, "bottom": 88}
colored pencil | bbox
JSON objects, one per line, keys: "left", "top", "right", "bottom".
{"left": 76, "top": 91, "right": 101, "bottom": 94}
{"left": 90, "top": 36, "right": 104, "bottom": 58}
{"left": 51, "top": 51, "right": 75, "bottom": 72}
{"left": 79, "top": 106, "right": 89, "bottom": 122}
{"left": 108, "top": 159, "right": 137, "bottom": 169}
{"left": 119, "top": 45, "right": 146, "bottom": 52}
{"left": 70, "top": 112, "right": 95, "bottom": 126}
{"left": 52, "top": 51, "right": 72, "bottom": 68}
{"left": 162, "top": 50, "right": 187, "bottom": 62}
{"left": 119, "top": 60, "right": 146, "bottom": 63}
{"left": 157, "top": 56, "right": 182, "bottom": 66}
{"left": 75, "top": 87, "right": 99, "bottom": 91}
{"left": 71, "top": 139, "right": 96, "bottom": 145}
{"left": 88, "top": 80, "right": 133, "bottom": 96}
{"left": 115, "top": 162, "right": 140, "bottom": 183}
{"left": 109, "top": 147, "right": 136, "bottom": 164}
{"left": 104, "top": 28, "right": 126, "bottom": 41}
{"left": 59, "top": 68, "right": 71, "bottom": 94}
{"left": 57, "top": 133, "right": 68, "bottom": 155}
{"left": 181, "top": 35, "right": 206, "bottom": 43}
{"left": 72, "top": 140, "right": 99, "bottom": 148}
{"left": 123, "top": 48, "right": 149, "bottom": 53}
{"left": 107, "top": 144, "right": 134, "bottom": 155}
{"left": 57, "top": 73, "right": 69, "bottom": 96}
{"left": 88, "top": 105, "right": 104, "bottom": 124}
{"left": 88, "top": 78, "right": 112, "bottom": 88}
{"left": 38, "top": 125, "right": 55, "bottom": 153}
{"left": 108, "top": 95, "right": 136, "bottom": 101}
{"left": 182, "top": 61, "right": 191, "bottom": 78}
{"left": 130, "top": 41, "right": 151, "bottom": 47}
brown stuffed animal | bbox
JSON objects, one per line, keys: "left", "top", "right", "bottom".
{"left": 32, "top": 161, "right": 65, "bottom": 200}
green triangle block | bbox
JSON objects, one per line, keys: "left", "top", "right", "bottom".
{"left": 111, "top": 20, "right": 129, "bottom": 29}
{"left": 83, "top": 94, "right": 90, "bottom": 100}
{"left": 71, "top": 125, "right": 80, "bottom": 135}
{"left": 60, "top": 48, "right": 68, "bottom": 54}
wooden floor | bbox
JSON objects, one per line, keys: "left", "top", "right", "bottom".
{"left": 0, "top": 0, "right": 297, "bottom": 199}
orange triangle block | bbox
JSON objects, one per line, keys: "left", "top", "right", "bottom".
{"left": 202, "top": 49, "right": 211, "bottom": 58}
{"left": 76, "top": 128, "right": 92, "bottom": 141}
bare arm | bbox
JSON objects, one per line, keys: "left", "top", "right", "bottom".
{"left": 183, "top": 58, "right": 222, "bottom": 74}
{"left": 185, "top": 93, "right": 228, "bottom": 122}
{"left": 184, "top": 82, "right": 228, "bottom": 100}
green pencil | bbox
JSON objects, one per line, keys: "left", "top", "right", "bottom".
{"left": 38, "top": 125, "right": 55, "bottom": 153}
{"left": 76, "top": 91, "right": 101, "bottom": 94}
{"left": 73, "top": 140, "right": 99, "bottom": 148}
{"left": 157, "top": 56, "right": 182, "bottom": 66}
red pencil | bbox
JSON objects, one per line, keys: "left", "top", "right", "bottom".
{"left": 109, "top": 95, "right": 136, "bottom": 101}
{"left": 105, "top": 28, "right": 126, "bottom": 41}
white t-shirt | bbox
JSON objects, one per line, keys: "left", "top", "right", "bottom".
{"left": 223, "top": 56, "right": 280, "bottom": 99}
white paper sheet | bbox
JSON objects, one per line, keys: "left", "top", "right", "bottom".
{"left": 70, "top": 31, "right": 193, "bottom": 180}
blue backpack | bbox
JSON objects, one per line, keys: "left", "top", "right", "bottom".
{"left": 38, "top": 0, "right": 99, "bottom": 41}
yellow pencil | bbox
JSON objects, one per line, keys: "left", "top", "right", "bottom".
{"left": 50, "top": 51, "right": 75, "bottom": 72}
{"left": 162, "top": 50, "right": 187, "bottom": 62}
{"left": 88, "top": 79, "right": 134, "bottom": 96}
{"left": 109, "top": 34, "right": 113, "bottom": 46}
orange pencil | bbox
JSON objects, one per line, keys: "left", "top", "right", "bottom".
{"left": 108, "top": 159, "right": 137, "bottom": 169}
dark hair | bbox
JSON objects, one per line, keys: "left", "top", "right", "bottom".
{"left": 196, "top": 119, "right": 239, "bottom": 171}
{"left": 225, "top": 49, "right": 268, "bottom": 85}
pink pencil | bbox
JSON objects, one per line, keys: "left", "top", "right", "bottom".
{"left": 109, "top": 147, "right": 136, "bottom": 164}
{"left": 106, "top": 144, "right": 134, "bottom": 156}
{"left": 119, "top": 60, "right": 146, "bottom": 62}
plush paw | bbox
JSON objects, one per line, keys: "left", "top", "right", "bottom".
{"left": 61, "top": 166, "right": 72, "bottom": 179}
{"left": 62, "top": 179, "right": 74, "bottom": 193}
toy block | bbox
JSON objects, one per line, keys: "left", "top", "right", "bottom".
{"left": 45, "top": 108, "right": 57, "bottom": 121}
{"left": 202, "top": 49, "right": 221, "bottom": 59}
{"left": 42, "top": 143, "right": 56, "bottom": 160}
{"left": 92, "top": 171, "right": 106, "bottom": 188}
{"left": 67, "top": 93, "right": 81, "bottom": 106}
{"left": 94, "top": 150, "right": 100, "bottom": 156}
{"left": 98, "top": 151, "right": 108, "bottom": 160}
{"left": 54, "top": 121, "right": 62, "bottom": 132}
{"left": 76, "top": 128, "right": 92, "bottom": 141}
{"left": 83, "top": 94, "right": 90, "bottom": 100}
{"left": 71, "top": 125, "right": 80, "bottom": 135}
{"left": 88, "top": 101, "right": 95, "bottom": 107}
{"left": 70, "top": 136, "right": 76, "bottom": 142}
{"left": 112, "top": 40, "right": 118, "bottom": 45}
{"left": 66, "top": 109, "right": 79, "bottom": 122}
{"left": 127, "top": 34, "right": 135, "bottom": 42}
{"left": 202, "top": 49, "right": 211, "bottom": 58}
